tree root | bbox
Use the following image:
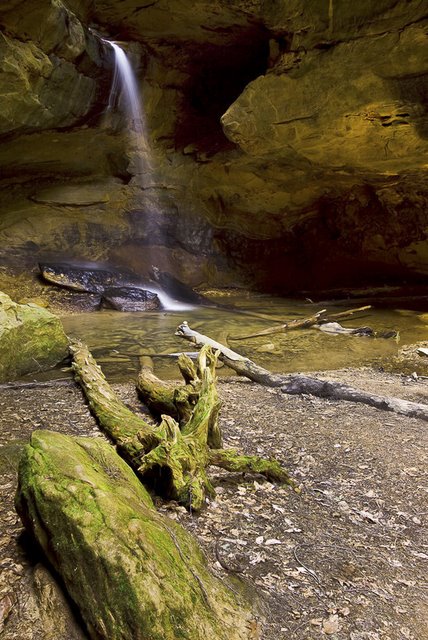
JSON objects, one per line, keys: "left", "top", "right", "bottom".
{"left": 70, "top": 339, "right": 292, "bottom": 510}
{"left": 209, "top": 449, "right": 297, "bottom": 488}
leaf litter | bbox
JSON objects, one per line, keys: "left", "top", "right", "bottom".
{"left": 0, "top": 367, "right": 427, "bottom": 639}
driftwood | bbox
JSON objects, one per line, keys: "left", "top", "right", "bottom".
{"left": 317, "top": 322, "right": 398, "bottom": 339}
{"left": 176, "top": 322, "right": 428, "bottom": 422}
{"left": 70, "top": 339, "right": 294, "bottom": 510}
{"left": 229, "top": 305, "right": 372, "bottom": 340}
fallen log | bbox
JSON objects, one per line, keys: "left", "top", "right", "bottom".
{"left": 70, "top": 339, "right": 294, "bottom": 510}
{"left": 176, "top": 322, "right": 428, "bottom": 422}
{"left": 16, "top": 430, "right": 255, "bottom": 640}
{"left": 229, "top": 309, "right": 327, "bottom": 340}
{"left": 229, "top": 305, "right": 372, "bottom": 340}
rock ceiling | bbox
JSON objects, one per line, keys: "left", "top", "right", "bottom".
{"left": 0, "top": 0, "right": 427, "bottom": 292}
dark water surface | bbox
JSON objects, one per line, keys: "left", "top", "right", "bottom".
{"left": 56, "top": 293, "right": 428, "bottom": 381}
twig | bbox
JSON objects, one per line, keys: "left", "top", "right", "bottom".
{"left": 293, "top": 545, "right": 321, "bottom": 585}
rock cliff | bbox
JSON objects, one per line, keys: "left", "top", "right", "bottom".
{"left": 0, "top": 0, "right": 427, "bottom": 293}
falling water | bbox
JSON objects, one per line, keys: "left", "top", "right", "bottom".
{"left": 105, "top": 40, "right": 153, "bottom": 183}
{"left": 103, "top": 39, "right": 192, "bottom": 311}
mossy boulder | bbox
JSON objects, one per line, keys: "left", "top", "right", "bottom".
{"left": 15, "top": 430, "right": 254, "bottom": 640}
{"left": 0, "top": 292, "right": 69, "bottom": 382}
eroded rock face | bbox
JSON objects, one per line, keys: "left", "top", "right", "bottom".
{"left": 0, "top": 0, "right": 427, "bottom": 293}
{"left": 221, "top": 22, "right": 427, "bottom": 172}
{"left": 89, "top": 0, "right": 263, "bottom": 46}
{"left": 0, "top": 0, "right": 100, "bottom": 136}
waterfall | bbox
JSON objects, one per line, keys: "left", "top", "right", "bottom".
{"left": 105, "top": 40, "right": 154, "bottom": 184}
{"left": 103, "top": 39, "right": 193, "bottom": 311}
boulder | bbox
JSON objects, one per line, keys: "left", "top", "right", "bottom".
{"left": 0, "top": 292, "right": 68, "bottom": 382}
{"left": 16, "top": 430, "right": 254, "bottom": 640}
{"left": 102, "top": 286, "right": 161, "bottom": 311}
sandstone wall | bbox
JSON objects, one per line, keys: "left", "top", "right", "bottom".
{"left": 0, "top": 0, "right": 427, "bottom": 292}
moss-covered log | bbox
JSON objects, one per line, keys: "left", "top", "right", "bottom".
{"left": 209, "top": 449, "right": 293, "bottom": 484}
{"left": 16, "top": 431, "right": 254, "bottom": 640}
{"left": 137, "top": 355, "right": 202, "bottom": 430}
{"left": 69, "top": 340, "right": 159, "bottom": 466}
{"left": 70, "top": 340, "right": 293, "bottom": 510}
{"left": 137, "top": 353, "right": 222, "bottom": 448}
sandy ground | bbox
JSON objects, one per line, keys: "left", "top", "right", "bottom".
{"left": 0, "top": 367, "right": 427, "bottom": 639}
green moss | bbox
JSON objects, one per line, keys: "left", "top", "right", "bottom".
{"left": 209, "top": 448, "right": 296, "bottom": 488}
{"left": 0, "top": 292, "right": 69, "bottom": 382}
{"left": 16, "top": 431, "right": 253, "bottom": 640}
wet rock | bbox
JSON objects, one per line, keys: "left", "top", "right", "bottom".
{"left": 102, "top": 286, "right": 161, "bottom": 311}
{"left": 0, "top": 292, "right": 69, "bottom": 382}
{"left": 39, "top": 261, "right": 142, "bottom": 295}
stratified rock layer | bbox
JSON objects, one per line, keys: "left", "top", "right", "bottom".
{"left": 0, "top": 0, "right": 427, "bottom": 293}
{"left": 16, "top": 430, "right": 253, "bottom": 640}
{"left": 0, "top": 293, "right": 68, "bottom": 382}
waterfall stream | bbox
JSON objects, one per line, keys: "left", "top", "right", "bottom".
{"left": 105, "top": 40, "right": 153, "bottom": 184}
{"left": 100, "top": 39, "right": 193, "bottom": 311}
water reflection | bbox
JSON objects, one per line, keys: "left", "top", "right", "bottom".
{"left": 60, "top": 294, "right": 428, "bottom": 381}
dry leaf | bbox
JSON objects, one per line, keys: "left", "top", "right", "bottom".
{"left": 322, "top": 614, "right": 340, "bottom": 635}
{"left": 310, "top": 618, "right": 323, "bottom": 626}
{"left": 248, "top": 619, "right": 261, "bottom": 640}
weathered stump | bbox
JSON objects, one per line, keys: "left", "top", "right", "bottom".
{"left": 70, "top": 340, "right": 294, "bottom": 510}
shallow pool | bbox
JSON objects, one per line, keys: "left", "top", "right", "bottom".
{"left": 56, "top": 293, "right": 428, "bottom": 381}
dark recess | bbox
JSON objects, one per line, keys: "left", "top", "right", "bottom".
{"left": 175, "top": 25, "right": 271, "bottom": 155}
